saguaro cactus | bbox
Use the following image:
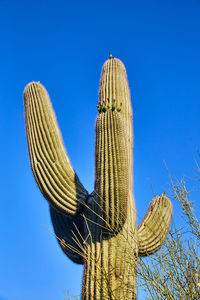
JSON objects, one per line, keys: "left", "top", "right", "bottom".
{"left": 24, "top": 57, "right": 172, "bottom": 299}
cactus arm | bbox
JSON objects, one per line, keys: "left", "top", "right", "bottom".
{"left": 94, "top": 110, "right": 129, "bottom": 232}
{"left": 50, "top": 206, "right": 85, "bottom": 264}
{"left": 137, "top": 194, "right": 173, "bottom": 256}
{"left": 24, "top": 82, "right": 88, "bottom": 217}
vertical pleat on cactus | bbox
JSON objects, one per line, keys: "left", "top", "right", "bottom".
{"left": 24, "top": 56, "right": 173, "bottom": 299}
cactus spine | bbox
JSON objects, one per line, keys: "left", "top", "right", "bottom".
{"left": 24, "top": 57, "right": 172, "bottom": 299}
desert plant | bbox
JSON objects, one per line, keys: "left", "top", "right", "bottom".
{"left": 23, "top": 56, "right": 172, "bottom": 299}
{"left": 137, "top": 177, "right": 200, "bottom": 299}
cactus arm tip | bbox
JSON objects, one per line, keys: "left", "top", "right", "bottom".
{"left": 24, "top": 81, "right": 88, "bottom": 218}
{"left": 137, "top": 193, "right": 173, "bottom": 256}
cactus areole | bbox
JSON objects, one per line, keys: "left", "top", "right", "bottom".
{"left": 24, "top": 57, "right": 172, "bottom": 299}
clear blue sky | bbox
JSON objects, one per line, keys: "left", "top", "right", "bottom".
{"left": 0, "top": 0, "right": 200, "bottom": 299}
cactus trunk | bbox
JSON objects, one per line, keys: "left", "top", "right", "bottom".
{"left": 24, "top": 56, "right": 172, "bottom": 299}
{"left": 81, "top": 193, "right": 137, "bottom": 299}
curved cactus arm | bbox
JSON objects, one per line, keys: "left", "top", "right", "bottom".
{"left": 137, "top": 194, "right": 173, "bottom": 256}
{"left": 50, "top": 206, "right": 85, "bottom": 264}
{"left": 94, "top": 109, "right": 129, "bottom": 233}
{"left": 24, "top": 82, "right": 88, "bottom": 217}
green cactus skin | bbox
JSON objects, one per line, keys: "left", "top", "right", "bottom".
{"left": 24, "top": 57, "right": 172, "bottom": 299}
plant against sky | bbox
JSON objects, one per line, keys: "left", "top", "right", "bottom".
{"left": 1, "top": 2, "right": 200, "bottom": 299}
{"left": 137, "top": 175, "right": 200, "bottom": 300}
{"left": 23, "top": 57, "right": 172, "bottom": 299}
